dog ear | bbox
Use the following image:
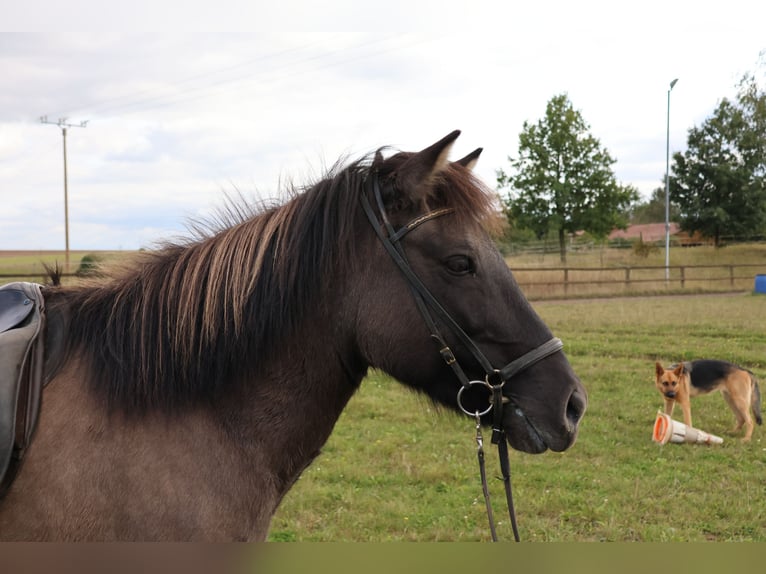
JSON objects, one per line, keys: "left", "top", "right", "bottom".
{"left": 673, "top": 363, "right": 685, "bottom": 377}
{"left": 655, "top": 361, "right": 665, "bottom": 379}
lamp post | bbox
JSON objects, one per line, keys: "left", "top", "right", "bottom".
{"left": 664, "top": 78, "right": 678, "bottom": 283}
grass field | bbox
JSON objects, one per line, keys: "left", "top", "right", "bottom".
{"left": 504, "top": 240, "right": 766, "bottom": 268}
{"left": 0, "top": 250, "right": 125, "bottom": 282}
{"left": 268, "top": 293, "right": 766, "bottom": 542}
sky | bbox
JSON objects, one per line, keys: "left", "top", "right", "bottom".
{"left": 1, "top": 1, "right": 765, "bottom": 251}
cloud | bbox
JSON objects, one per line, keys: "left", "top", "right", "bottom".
{"left": 1, "top": 10, "right": 764, "bottom": 250}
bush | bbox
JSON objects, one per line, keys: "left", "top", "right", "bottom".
{"left": 75, "top": 253, "right": 103, "bottom": 277}
{"left": 632, "top": 235, "right": 659, "bottom": 258}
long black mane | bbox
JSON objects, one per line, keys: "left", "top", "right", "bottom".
{"left": 47, "top": 151, "right": 497, "bottom": 413}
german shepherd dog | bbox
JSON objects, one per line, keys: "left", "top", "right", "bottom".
{"left": 655, "top": 360, "right": 762, "bottom": 441}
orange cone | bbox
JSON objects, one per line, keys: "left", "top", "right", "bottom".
{"left": 652, "top": 412, "right": 723, "bottom": 445}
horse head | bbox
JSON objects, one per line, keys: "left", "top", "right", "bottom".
{"left": 354, "top": 131, "right": 587, "bottom": 454}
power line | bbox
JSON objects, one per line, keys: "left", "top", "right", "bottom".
{"left": 40, "top": 116, "right": 89, "bottom": 272}
{"left": 108, "top": 34, "right": 424, "bottom": 117}
{"left": 50, "top": 34, "right": 419, "bottom": 120}
{"left": 61, "top": 38, "right": 330, "bottom": 119}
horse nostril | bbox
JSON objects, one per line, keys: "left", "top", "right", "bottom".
{"left": 566, "top": 387, "right": 587, "bottom": 427}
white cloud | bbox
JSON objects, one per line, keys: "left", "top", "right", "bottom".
{"left": 1, "top": 4, "right": 765, "bottom": 249}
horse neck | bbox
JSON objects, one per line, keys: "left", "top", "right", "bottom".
{"left": 211, "top": 304, "right": 367, "bottom": 497}
{"left": 40, "top": 283, "right": 368, "bottom": 514}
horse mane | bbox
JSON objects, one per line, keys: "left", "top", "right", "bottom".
{"left": 49, "top": 149, "right": 499, "bottom": 413}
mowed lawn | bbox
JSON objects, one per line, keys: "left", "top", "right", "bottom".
{"left": 269, "top": 293, "right": 766, "bottom": 541}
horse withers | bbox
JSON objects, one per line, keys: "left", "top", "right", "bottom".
{"left": 0, "top": 131, "right": 586, "bottom": 540}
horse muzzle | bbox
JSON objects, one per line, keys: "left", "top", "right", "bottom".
{"left": 504, "top": 381, "right": 587, "bottom": 454}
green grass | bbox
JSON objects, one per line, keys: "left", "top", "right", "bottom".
{"left": 269, "top": 294, "right": 766, "bottom": 541}
{"left": 0, "top": 250, "right": 131, "bottom": 283}
{"left": 505, "top": 241, "right": 766, "bottom": 268}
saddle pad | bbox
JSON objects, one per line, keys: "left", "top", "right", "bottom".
{"left": 0, "top": 282, "right": 45, "bottom": 489}
{"left": 0, "top": 289, "right": 35, "bottom": 334}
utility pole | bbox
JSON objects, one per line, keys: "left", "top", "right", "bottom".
{"left": 40, "top": 116, "right": 88, "bottom": 273}
{"left": 664, "top": 79, "right": 678, "bottom": 284}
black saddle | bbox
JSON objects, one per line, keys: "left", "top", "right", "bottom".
{"left": 0, "top": 289, "right": 36, "bottom": 334}
{"left": 0, "top": 282, "right": 46, "bottom": 496}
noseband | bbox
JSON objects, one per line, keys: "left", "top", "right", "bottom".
{"left": 361, "top": 175, "right": 563, "bottom": 541}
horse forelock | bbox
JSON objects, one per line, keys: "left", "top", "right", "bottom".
{"left": 375, "top": 151, "right": 502, "bottom": 235}
{"left": 433, "top": 164, "right": 505, "bottom": 237}
{"left": 52, "top": 146, "right": 500, "bottom": 414}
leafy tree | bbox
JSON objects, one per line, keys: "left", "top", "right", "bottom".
{"left": 630, "top": 186, "right": 680, "bottom": 224}
{"left": 736, "top": 69, "right": 766, "bottom": 178}
{"left": 669, "top": 69, "right": 766, "bottom": 246}
{"left": 497, "top": 93, "right": 638, "bottom": 263}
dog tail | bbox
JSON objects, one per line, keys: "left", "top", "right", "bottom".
{"left": 751, "top": 373, "right": 762, "bottom": 426}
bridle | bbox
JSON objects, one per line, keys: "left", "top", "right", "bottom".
{"left": 360, "top": 174, "right": 563, "bottom": 542}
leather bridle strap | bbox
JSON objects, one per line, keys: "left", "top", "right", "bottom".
{"left": 360, "top": 174, "right": 564, "bottom": 542}
{"left": 499, "top": 337, "right": 564, "bottom": 381}
{"left": 360, "top": 175, "right": 563, "bottom": 388}
{"left": 360, "top": 180, "right": 490, "bottom": 385}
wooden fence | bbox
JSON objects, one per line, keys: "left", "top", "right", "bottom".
{"left": 511, "top": 263, "right": 764, "bottom": 299}
{"left": 2, "top": 263, "right": 764, "bottom": 300}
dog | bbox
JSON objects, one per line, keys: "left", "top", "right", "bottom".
{"left": 654, "top": 360, "right": 762, "bottom": 442}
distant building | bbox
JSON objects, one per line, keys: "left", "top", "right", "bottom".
{"left": 608, "top": 223, "right": 709, "bottom": 246}
{"left": 609, "top": 223, "right": 678, "bottom": 242}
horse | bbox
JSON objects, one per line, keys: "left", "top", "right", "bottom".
{"left": 0, "top": 130, "right": 586, "bottom": 541}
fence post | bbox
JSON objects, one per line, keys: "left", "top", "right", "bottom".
{"left": 507, "top": 262, "right": 755, "bottom": 295}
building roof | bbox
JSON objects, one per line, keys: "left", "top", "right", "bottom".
{"left": 609, "top": 222, "right": 680, "bottom": 242}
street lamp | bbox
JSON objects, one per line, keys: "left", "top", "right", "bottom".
{"left": 665, "top": 78, "right": 678, "bottom": 283}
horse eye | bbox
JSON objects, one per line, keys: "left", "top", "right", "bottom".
{"left": 445, "top": 255, "right": 475, "bottom": 275}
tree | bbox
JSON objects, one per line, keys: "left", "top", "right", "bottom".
{"left": 630, "top": 186, "right": 680, "bottom": 224}
{"left": 736, "top": 68, "right": 766, "bottom": 179}
{"left": 669, "top": 71, "right": 766, "bottom": 246}
{"left": 497, "top": 93, "right": 638, "bottom": 263}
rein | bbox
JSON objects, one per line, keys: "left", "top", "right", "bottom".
{"left": 361, "top": 175, "right": 563, "bottom": 542}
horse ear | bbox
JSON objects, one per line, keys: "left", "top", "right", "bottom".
{"left": 395, "top": 130, "right": 461, "bottom": 202}
{"left": 455, "top": 147, "right": 483, "bottom": 171}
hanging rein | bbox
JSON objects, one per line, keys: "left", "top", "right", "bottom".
{"left": 360, "top": 175, "right": 563, "bottom": 542}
